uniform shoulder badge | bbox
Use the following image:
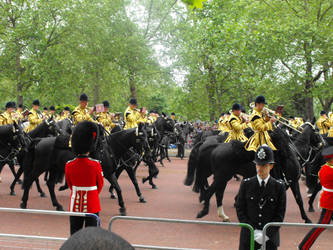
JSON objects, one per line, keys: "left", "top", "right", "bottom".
{"left": 243, "top": 178, "right": 250, "bottom": 182}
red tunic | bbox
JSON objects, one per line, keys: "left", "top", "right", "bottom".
{"left": 65, "top": 157, "right": 104, "bottom": 213}
{"left": 319, "top": 163, "right": 333, "bottom": 211}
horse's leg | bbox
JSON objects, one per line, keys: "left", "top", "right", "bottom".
{"left": 44, "top": 170, "right": 49, "bottom": 183}
{"left": 8, "top": 161, "right": 17, "bottom": 179}
{"left": 10, "top": 165, "right": 24, "bottom": 196}
{"left": 166, "top": 143, "right": 171, "bottom": 162}
{"left": 109, "top": 166, "right": 124, "bottom": 199}
{"left": 125, "top": 166, "right": 146, "bottom": 203}
{"left": 197, "top": 180, "right": 219, "bottom": 218}
{"left": 46, "top": 170, "right": 64, "bottom": 211}
{"left": 308, "top": 183, "right": 322, "bottom": 212}
{"left": 109, "top": 173, "right": 126, "bottom": 216}
{"left": 58, "top": 180, "right": 68, "bottom": 191}
{"left": 35, "top": 178, "right": 46, "bottom": 197}
{"left": 215, "top": 191, "right": 229, "bottom": 222}
{"left": 290, "top": 182, "right": 312, "bottom": 223}
{"left": 20, "top": 178, "right": 34, "bottom": 209}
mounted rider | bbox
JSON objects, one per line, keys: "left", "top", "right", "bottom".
{"left": 59, "top": 106, "right": 71, "bottom": 121}
{"left": 96, "top": 100, "right": 115, "bottom": 132}
{"left": 245, "top": 95, "right": 277, "bottom": 151}
{"left": 316, "top": 110, "right": 330, "bottom": 136}
{"left": 224, "top": 103, "right": 248, "bottom": 143}
{"left": 328, "top": 112, "right": 333, "bottom": 138}
{"left": 124, "top": 98, "right": 140, "bottom": 130}
{"left": 72, "top": 93, "right": 95, "bottom": 126}
{"left": 0, "top": 102, "right": 16, "bottom": 126}
{"left": 25, "top": 100, "right": 44, "bottom": 132}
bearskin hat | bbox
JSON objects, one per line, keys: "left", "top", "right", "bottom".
{"left": 71, "top": 121, "right": 98, "bottom": 155}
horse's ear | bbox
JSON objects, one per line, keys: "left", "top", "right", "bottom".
{"left": 161, "top": 112, "right": 167, "bottom": 118}
{"left": 311, "top": 117, "right": 316, "bottom": 125}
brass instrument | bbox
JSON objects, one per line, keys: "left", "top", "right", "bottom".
{"left": 249, "top": 102, "right": 301, "bottom": 133}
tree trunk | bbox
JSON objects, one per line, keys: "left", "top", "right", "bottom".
{"left": 129, "top": 71, "right": 136, "bottom": 98}
{"left": 15, "top": 48, "right": 24, "bottom": 106}
{"left": 93, "top": 71, "right": 99, "bottom": 105}
{"left": 303, "top": 41, "right": 314, "bottom": 121}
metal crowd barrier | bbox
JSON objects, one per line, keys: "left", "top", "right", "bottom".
{"left": 261, "top": 222, "right": 333, "bottom": 250}
{"left": 109, "top": 216, "right": 255, "bottom": 250}
{"left": 0, "top": 207, "right": 101, "bottom": 248}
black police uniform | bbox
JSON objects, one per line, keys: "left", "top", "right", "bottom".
{"left": 235, "top": 145, "right": 286, "bottom": 250}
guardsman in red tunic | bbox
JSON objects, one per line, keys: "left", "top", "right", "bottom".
{"left": 299, "top": 146, "right": 333, "bottom": 249}
{"left": 65, "top": 121, "right": 104, "bottom": 235}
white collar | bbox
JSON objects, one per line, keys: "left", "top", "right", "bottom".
{"left": 257, "top": 175, "right": 270, "bottom": 187}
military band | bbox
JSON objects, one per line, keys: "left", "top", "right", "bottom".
{"left": 25, "top": 100, "right": 44, "bottom": 132}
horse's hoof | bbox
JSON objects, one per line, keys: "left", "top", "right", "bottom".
{"left": 10, "top": 191, "right": 16, "bottom": 196}
{"left": 139, "top": 197, "right": 146, "bottom": 203}
{"left": 196, "top": 210, "right": 208, "bottom": 218}
{"left": 120, "top": 208, "right": 126, "bottom": 216}
{"left": 142, "top": 178, "right": 147, "bottom": 184}
{"left": 168, "top": 159, "right": 171, "bottom": 162}
{"left": 305, "top": 218, "right": 312, "bottom": 224}
{"left": 40, "top": 192, "right": 46, "bottom": 198}
{"left": 56, "top": 206, "right": 64, "bottom": 211}
{"left": 308, "top": 207, "right": 315, "bottom": 212}
{"left": 59, "top": 186, "right": 67, "bottom": 191}
{"left": 152, "top": 185, "right": 157, "bottom": 189}
{"left": 17, "top": 179, "right": 22, "bottom": 184}
{"left": 20, "top": 203, "right": 26, "bottom": 209}
{"left": 110, "top": 194, "right": 116, "bottom": 199}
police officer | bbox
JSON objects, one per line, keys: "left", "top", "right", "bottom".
{"left": 236, "top": 145, "right": 286, "bottom": 250}
{"left": 0, "top": 102, "right": 16, "bottom": 126}
{"left": 124, "top": 98, "right": 140, "bottom": 129}
{"left": 245, "top": 96, "right": 277, "bottom": 151}
{"left": 96, "top": 100, "right": 115, "bottom": 132}
{"left": 65, "top": 121, "right": 104, "bottom": 235}
{"left": 298, "top": 146, "right": 333, "bottom": 250}
{"left": 224, "top": 103, "right": 248, "bottom": 143}
{"left": 42, "top": 107, "right": 49, "bottom": 118}
{"left": 171, "top": 112, "right": 177, "bottom": 122}
{"left": 72, "top": 93, "right": 95, "bottom": 125}
{"left": 25, "top": 100, "right": 44, "bottom": 132}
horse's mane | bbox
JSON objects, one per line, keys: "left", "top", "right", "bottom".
{"left": 270, "top": 128, "right": 291, "bottom": 157}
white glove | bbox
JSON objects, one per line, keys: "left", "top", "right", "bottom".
{"left": 254, "top": 229, "right": 269, "bottom": 245}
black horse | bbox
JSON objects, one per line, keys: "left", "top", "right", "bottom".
{"left": 20, "top": 123, "right": 149, "bottom": 216}
{"left": 185, "top": 127, "right": 312, "bottom": 223}
{"left": 0, "top": 123, "right": 27, "bottom": 177}
{"left": 152, "top": 116, "right": 175, "bottom": 166}
{"left": 9, "top": 118, "right": 60, "bottom": 196}
{"left": 307, "top": 136, "right": 333, "bottom": 212}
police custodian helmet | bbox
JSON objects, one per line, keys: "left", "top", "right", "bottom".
{"left": 254, "top": 144, "right": 275, "bottom": 165}
{"left": 71, "top": 121, "right": 98, "bottom": 155}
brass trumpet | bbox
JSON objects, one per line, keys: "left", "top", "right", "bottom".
{"left": 249, "top": 102, "right": 301, "bottom": 133}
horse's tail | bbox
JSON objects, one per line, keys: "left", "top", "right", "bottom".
{"left": 22, "top": 138, "right": 41, "bottom": 189}
{"left": 184, "top": 141, "right": 202, "bottom": 186}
